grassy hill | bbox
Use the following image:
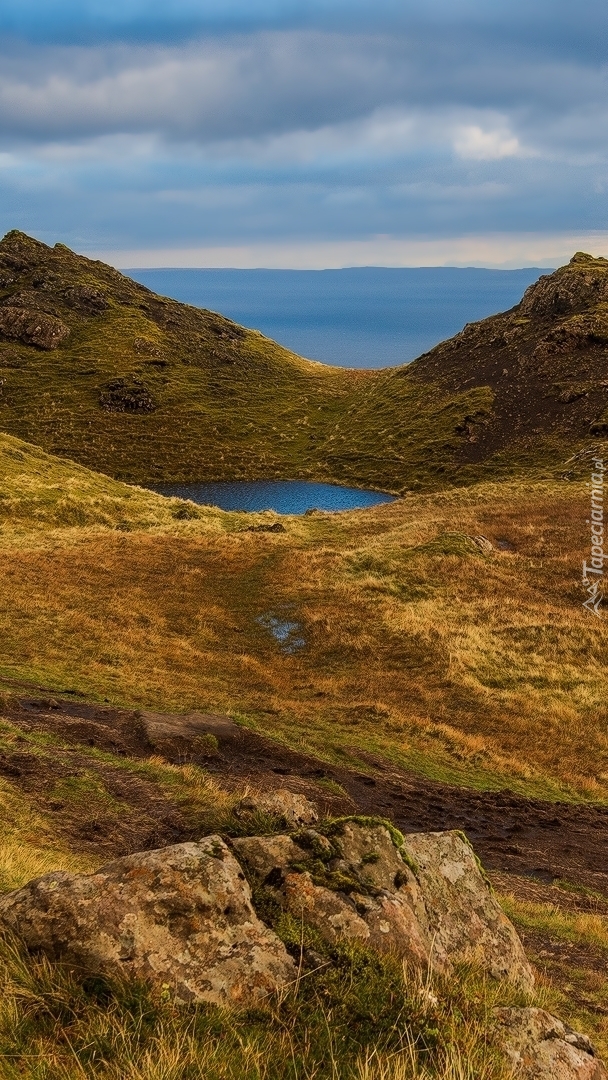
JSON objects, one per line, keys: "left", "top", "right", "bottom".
{"left": 0, "top": 437, "right": 607, "bottom": 1074}
{"left": 0, "top": 231, "right": 369, "bottom": 487}
{"left": 0, "top": 433, "right": 603, "bottom": 805}
{"left": 0, "top": 231, "right": 607, "bottom": 492}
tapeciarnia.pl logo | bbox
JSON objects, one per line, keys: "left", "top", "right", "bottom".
{"left": 582, "top": 457, "right": 605, "bottom": 616}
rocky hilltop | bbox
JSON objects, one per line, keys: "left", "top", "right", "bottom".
{"left": 406, "top": 250, "right": 608, "bottom": 459}
{"left": 0, "top": 231, "right": 606, "bottom": 490}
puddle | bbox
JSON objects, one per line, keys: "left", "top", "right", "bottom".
{"left": 257, "top": 613, "right": 306, "bottom": 653}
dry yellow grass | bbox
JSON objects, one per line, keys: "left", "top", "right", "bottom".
{"left": 0, "top": 462, "right": 603, "bottom": 799}
{"left": 0, "top": 777, "right": 98, "bottom": 891}
{"left": 0, "top": 938, "right": 516, "bottom": 1080}
{"left": 498, "top": 889, "right": 608, "bottom": 1060}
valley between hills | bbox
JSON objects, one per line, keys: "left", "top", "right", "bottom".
{"left": 1, "top": 229, "right": 608, "bottom": 491}
{"left": 0, "top": 230, "right": 607, "bottom": 1076}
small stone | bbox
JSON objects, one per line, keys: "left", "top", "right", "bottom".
{"left": 236, "top": 789, "right": 318, "bottom": 828}
{"left": 495, "top": 1007, "right": 607, "bottom": 1079}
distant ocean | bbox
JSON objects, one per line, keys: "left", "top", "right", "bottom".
{"left": 127, "top": 266, "right": 551, "bottom": 370}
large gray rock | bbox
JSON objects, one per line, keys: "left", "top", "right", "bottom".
{"left": 0, "top": 821, "right": 538, "bottom": 1010}
{"left": 235, "top": 823, "right": 533, "bottom": 987}
{"left": 233, "top": 823, "right": 439, "bottom": 970}
{"left": 0, "top": 837, "right": 295, "bottom": 1005}
{"left": 403, "top": 830, "right": 535, "bottom": 991}
{"left": 495, "top": 1007, "right": 607, "bottom": 1079}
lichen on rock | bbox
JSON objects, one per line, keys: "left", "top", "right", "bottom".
{"left": 0, "top": 836, "right": 295, "bottom": 1005}
{"left": 402, "top": 830, "right": 535, "bottom": 991}
{"left": 495, "top": 1006, "right": 608, "bottom": 1079}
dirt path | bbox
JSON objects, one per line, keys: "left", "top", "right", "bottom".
{"left": 7, "top": 692, "right": 608, "bottom": 898}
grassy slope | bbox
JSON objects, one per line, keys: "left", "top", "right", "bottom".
{"left": 0, "top": 232, "right": 606, "bottom": 493}
{"left": 0, "top": 433, "right": 604, "bottom": 804}
{"left": 0, "top": 232, "right": 367, "bottom": 486}
{"left": 0, "top": 431, "right": 232, "bottom": 532}
{"left": 0, "top": 440, "right": 605, "bottom": 1074}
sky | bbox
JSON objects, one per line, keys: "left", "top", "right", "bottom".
{"left": 1, "top": 1, "right": 608, "bottom": 267}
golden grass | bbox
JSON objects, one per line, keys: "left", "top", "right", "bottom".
{"left": 0, "top": 468, "right": 603, "bottom": 800}
{"left": 0, "top": 778, "right": 97, "bottom": 891}
{"left": 497, "top": 889, "right": 608, "bottom": 1060}
{"left": 500, "top": 897, "right": 608, "bottom": 953}
{"left": 0, "top": 432, "right": 231, "bottom": 533}
{"left": 0, "top": 936, "right": 516, "bottom": 1080}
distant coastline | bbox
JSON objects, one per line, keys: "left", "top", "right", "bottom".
{"left": 128, "top": 265, "right": 551, "bottom": 370}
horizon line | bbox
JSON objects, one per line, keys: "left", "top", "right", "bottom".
{"left": 83, "top": 231, "right": 608, "bottom": 271}
{"left": 123, "top": 263, "right": 554, "bottom": 273}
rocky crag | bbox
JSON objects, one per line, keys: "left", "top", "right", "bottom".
{"left": 0, "top": 795, "right": 603, "bottom": 1079}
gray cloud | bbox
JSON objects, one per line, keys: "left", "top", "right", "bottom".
{"left": 0, "top": 25, "right": 605, "bottom": 152}
{"left": 0, "top": 2, "right": 607, "bottom": 257}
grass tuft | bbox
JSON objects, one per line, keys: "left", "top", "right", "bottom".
{"left": 0, "top": 929, "right": 517, "bottom": 1079}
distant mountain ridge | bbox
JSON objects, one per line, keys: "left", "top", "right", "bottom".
{"left": 0, "top": 231, "right": 605, "bottom": 492}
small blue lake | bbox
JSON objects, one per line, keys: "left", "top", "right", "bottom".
{"left": 150, "top": 480, "right": 394, "bottom": 514}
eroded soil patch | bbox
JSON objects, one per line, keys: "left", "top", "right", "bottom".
{"left": 4, "top": 694, "right": 608, "bottom": 899}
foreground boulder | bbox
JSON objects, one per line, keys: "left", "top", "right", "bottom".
{"left": 0, "top": 822, "right": 533, "bottom": 1004}
{"left": 235, "top": 822, "right": 533, "bottom": 987}
{"left": 0, "top": 837, "right": 295, "bottom": 1005}
{"left": 495, "top": 1007, "right": 608, "bottom": 1079}
{"left": 403, "top": 830, "right": 535, "bottom": 991}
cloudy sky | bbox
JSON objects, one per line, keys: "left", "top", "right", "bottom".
{"left": 1, "top": 0, "right": 608, "bottom": 267}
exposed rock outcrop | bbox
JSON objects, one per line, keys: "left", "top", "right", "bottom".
{"left": 0, "top": 820, "right": 532, "bottom": 1001}
{"left": 519, "top": 253, "right": 608, "bottom": 317}
{"left": 235, "top": 822, "right": 533, "bottom": 987}
{"left": 0, "top": 836, "right": 295, "bottom": 1005}
{"left": 62, "top": 284, "right": 108, "bottom": 314}
{"left": 495, "top": 1007, "right": 608, "bottom": 1079}
{"left": 99, "top": 377, "right": 156, "bottom": 413}
{"left": 0, "top": 306, "right": 69, "bottom": 349}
